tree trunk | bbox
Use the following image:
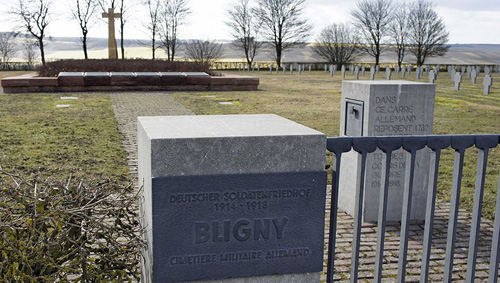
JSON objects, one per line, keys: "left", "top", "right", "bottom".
{"left": 152, "top": 39, "right": 156, "bottom": 60}
{"left": 120, "top": 27, "right": 125, "bottom": 59}
{"left": 39, "top": 38, "right": 45, "bottom": 65}
{"left": 83, "top": 34, "right": 88, "bottom": 60}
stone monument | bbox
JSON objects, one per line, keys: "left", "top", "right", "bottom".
{"left": 138, "top": 114, "right": 327, "bottom": 282}
{"left": 338, "top": 81, "right": 435, "bottom": 223}
{"left": 102, "top": 8, "right": 121, "bottom": 59}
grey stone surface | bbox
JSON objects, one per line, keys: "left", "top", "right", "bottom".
{"left": 58, "top": 72, "right": 84, "bottom": 77}
{"left": 138, "top": 114, "right": 326, "bottom": 282}
{"left": 339, "top": 80, "right": 436, "bottom": 223}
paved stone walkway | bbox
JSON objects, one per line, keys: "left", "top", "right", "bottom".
{"left": 109, "top": 92, "right": 193, "bottom": 179}
{"left": 109, "top": 92, "right": 497, "bottom": 282}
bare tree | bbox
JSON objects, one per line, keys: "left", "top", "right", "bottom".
{"left": 351, "top": 0, "right": 393, "bottom": 66}
{"left": 253, "top": 0, "right": 311, "bottom": 68}
{"left": 0, "top": 32, "right": 18, "bottom": 63}
{"left": 389, "top": 2, "right": 409, "bottom": 67}
{"left": 69, "top": 0, "right": 98, "bottom": 59}
{"left": 226, "top": 0, "right": 262, "bottom": 66}
{"left": 12, "top": 0, "right": 52, "bottom": 65}
{"left": 160, "top": 0, "right": 190, "bottom": 61}
{"left": 185, "top": 39, "right": 224, "bottom": 66}
{"left": 143, "top": 0, "right": 162, "bottom": 60}
{"left": 407, "top": 0, "right": 449, "bottom": 66}
{"left": 23, "top": 38, "right": 39, "bottom": 67}
{"left": 312, "top": 23, "right": 361, "bottom": 65}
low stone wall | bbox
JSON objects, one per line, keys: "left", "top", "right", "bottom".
{"left": 1, "top": 72, "right": 259, "bottom": 93}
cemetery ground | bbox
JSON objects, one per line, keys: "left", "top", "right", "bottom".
{"left": 0, "top": 69, "right": 499, "bottom": 280}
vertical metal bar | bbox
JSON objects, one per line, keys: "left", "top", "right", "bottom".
{"left": 374, "top": 150, "right": 394, "bottom": 282}
{"left": 326, "top": 153, "right": 343, "bottom": 283}
{"left": 466, "top": 148, "right": 490, "bottom": 282}
{"left": 397, "top": 149, "right": 419, "bottom": 282}
{"left": 488, "top": 173, "right": 500, "bottom": 283}
{"left": 444, "top": 149, "right": 467, "bottom": 282}
{"left": 420, "top": 149, "right": 442, "bottom": 283}
{"left": 350, "top": 151, "right": 369, "bottom": 282}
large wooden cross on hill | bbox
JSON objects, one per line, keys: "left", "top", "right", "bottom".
{"left": 102, "top": 8, "right": 121, "bottom": 59}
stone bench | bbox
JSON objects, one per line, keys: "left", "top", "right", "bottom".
{"left": 1, "top": 72, "right": 259, "bottom": 93}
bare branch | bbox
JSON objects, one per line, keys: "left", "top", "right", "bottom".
{"left": 407, "top": 0, "right": 449, "bottom": 66}
{"left": 312, "top": 23, "right": 361, "bottom": 65}
{"left": 253, "top": 0, "right": 312, "bottom": 67}
{"left": 351, "top": 0, "right": 393, "bottom": 66}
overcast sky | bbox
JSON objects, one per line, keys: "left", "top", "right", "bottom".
{"left": 0, "top": 0, "right": 499, "bottom": 44}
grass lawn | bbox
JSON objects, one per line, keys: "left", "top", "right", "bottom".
{"left": 172, "top": 70, "right": 500, "bottom": 220}
{"left": 0, "top": 73, "right": 130, "bottom": 182}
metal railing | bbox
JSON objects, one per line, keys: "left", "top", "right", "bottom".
{"left": 325, "top": 134, "right": 500, "bottom": 283}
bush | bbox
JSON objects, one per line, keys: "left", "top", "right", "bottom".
{"left": 38, "top": 59, "right": 211, "bottom": 77}
{"left": 0, "top": 169, "right": 144, "bottom": 281}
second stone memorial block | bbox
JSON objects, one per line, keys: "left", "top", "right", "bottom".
{"left": 339, "top": 81, "right": 436, "bottom": 223}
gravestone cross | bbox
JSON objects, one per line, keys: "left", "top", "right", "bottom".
{"left": 324, "top": 64, "right": 328, "bottom": 72}
{"left": 309, "top": 64, "right": 312, "bottom": 72}
{"left": 484, "top": 75, "right": 493, "bottom": 95}
{"left": 370, "top": 66, "right": 375, "bottom": 80}
{"left": 102, "top": 8, "right": 121, "bottom": 59}
{"left": 386, "top": 66, "right": 391, "bottom": 80}
{"left": 471, "top": 69, "right": 477, "bottom": 84}
{"left": 429, "top": 70, "right": 436, "bottom": 84}
{"left": 341, "top": 65, "right": 346, "bottom": 79}
{"left": 454, "top": 72, "right": 462, "bottom": 91}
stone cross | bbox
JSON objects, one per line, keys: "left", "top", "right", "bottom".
{"left": 485, "top": 66, "right": 491, "bottom": 75}
{"left": 341, "top": 65, "right": 346, "bottom": 79}
{"left": 375, "top": 65, "right": 380, "bottom": 73}
{"left": 395, "top": 65, "right": 400, "bottom": 75}
{"left": 471, "top": 69, "right": 477, "bottom": 84}
{"left": 450, "top": 69, "right": 456, "bottom": 82}
{"left": 483, "top": 75, "right": 493, "bottom": 95}
{"left": 402, "top": 67, "right": 406, "bottom": 78}
{"left": 324, "top": 64, "right": 328, "bottom": 72}
{"left": 102, "top": 8, "right": 121, "bottom": 59}
{"left": 370, "top": 66, "right": 375, "bottom": 80}
{"left": 429, "top": 70, "right": 436, "bottom": 84}
{"left": 257, "top": 64, "right": 260, "bottom": 72}
{"left": 416, "top": 67, "right": 421, "bottom": 80}
{"left": 454, "top": 72, "right": 462, "bottom": 91}
{"left": 407, "top": 66, "right": 412, "bottom": 76}
{"left": 386, "top": 67, "right": 391, "bottom": 80}
{"left": 308, "top": 64, "right": 312, "bottom": 72}
{"left": 361, "top": 66, "right": 366, "bottom": 76}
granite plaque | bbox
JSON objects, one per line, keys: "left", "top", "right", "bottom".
{"left": 151, "top": 171, "right": 326, "bottom": 282}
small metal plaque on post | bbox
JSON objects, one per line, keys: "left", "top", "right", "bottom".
{"left": 345, "top": 99, "right": 364, "bottom": 136}
{"left": 151, "top": 171, "right": 326, "bottom": 282}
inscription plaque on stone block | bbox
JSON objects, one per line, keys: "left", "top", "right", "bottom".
{"left": 339, "top": 81, "right": 435, "bottom": 223}
{"left": 138, "top": 114, "right": 326, "bottom": 283}
{"left": 151, "top": 172, "right": 326, "bottom": 282}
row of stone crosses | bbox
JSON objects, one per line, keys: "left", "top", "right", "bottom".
{"left": 236, "top": 62, "right": 497, "bottom": 95}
